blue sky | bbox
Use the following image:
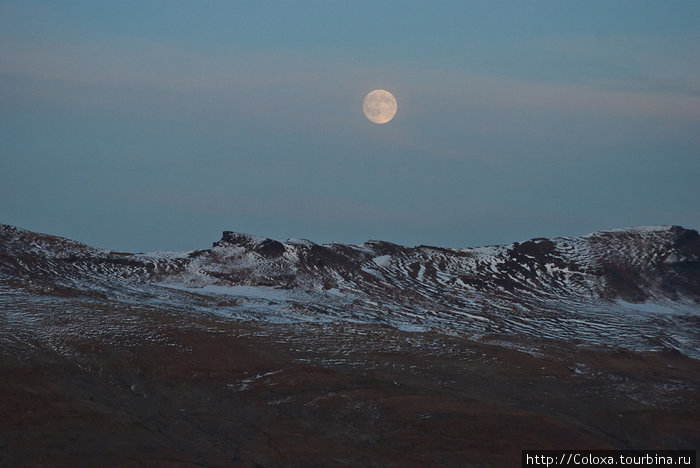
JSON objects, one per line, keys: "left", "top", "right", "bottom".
{"left": 1, "top": 1, "right": 699, "bottom": 251}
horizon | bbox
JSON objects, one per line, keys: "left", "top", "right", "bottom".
{"left": 2, "top": 220, "right": 695, "bottom": 254}
{"left": 2, "top": 1, "right": 699, "bottom": 252}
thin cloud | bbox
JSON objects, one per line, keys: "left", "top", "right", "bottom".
{"left": 3, "top": 38, "right": 699, "bottom": 125}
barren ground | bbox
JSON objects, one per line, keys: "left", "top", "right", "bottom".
{"left": 1, "top": 300, "right": 698, "bottom": 466}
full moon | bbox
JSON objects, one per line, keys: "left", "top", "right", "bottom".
{"left": 362, "top": 89, "right": 397, "bottom": 124}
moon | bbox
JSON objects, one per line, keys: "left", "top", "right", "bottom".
{"left": 362, "top": 89, "right": 397, "bottom": 124}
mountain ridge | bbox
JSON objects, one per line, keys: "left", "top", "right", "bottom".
{"left": 1, "top": 223, "right": 699, "bottom": 357}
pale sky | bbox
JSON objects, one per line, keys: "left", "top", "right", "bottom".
{"left": 1, "top": 1, "right": 699, "bottom": 251}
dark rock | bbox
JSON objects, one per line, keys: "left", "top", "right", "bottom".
{"left": 218, "top": 231, "right": 286, "bottom": 258}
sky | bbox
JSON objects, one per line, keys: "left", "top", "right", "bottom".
{"left": 1, "top": 1, "right": 699, "bottom": 252}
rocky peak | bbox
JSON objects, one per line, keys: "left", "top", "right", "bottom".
{"left": 215, "top": 231, "right": 286, "bottom": 258}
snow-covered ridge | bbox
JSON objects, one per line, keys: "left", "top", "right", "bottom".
{"left": 1, "top": 224, "right": 699, "bottom": 357}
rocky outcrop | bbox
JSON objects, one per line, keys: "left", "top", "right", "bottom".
{"left": 217, "top": 231, "right": 286, "bottom": 258}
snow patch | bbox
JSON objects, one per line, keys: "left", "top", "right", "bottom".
{"left": 159, "top": 283, "right": 288, "bottom": 301}
{"left": 615, "top": 300, "right": 692, "bottom": 316}
{"left": 372, "top": 255, "right": 392, "bottom": 268}
{"left": 417, "top": 264, "right": 426, "bottom": 282}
